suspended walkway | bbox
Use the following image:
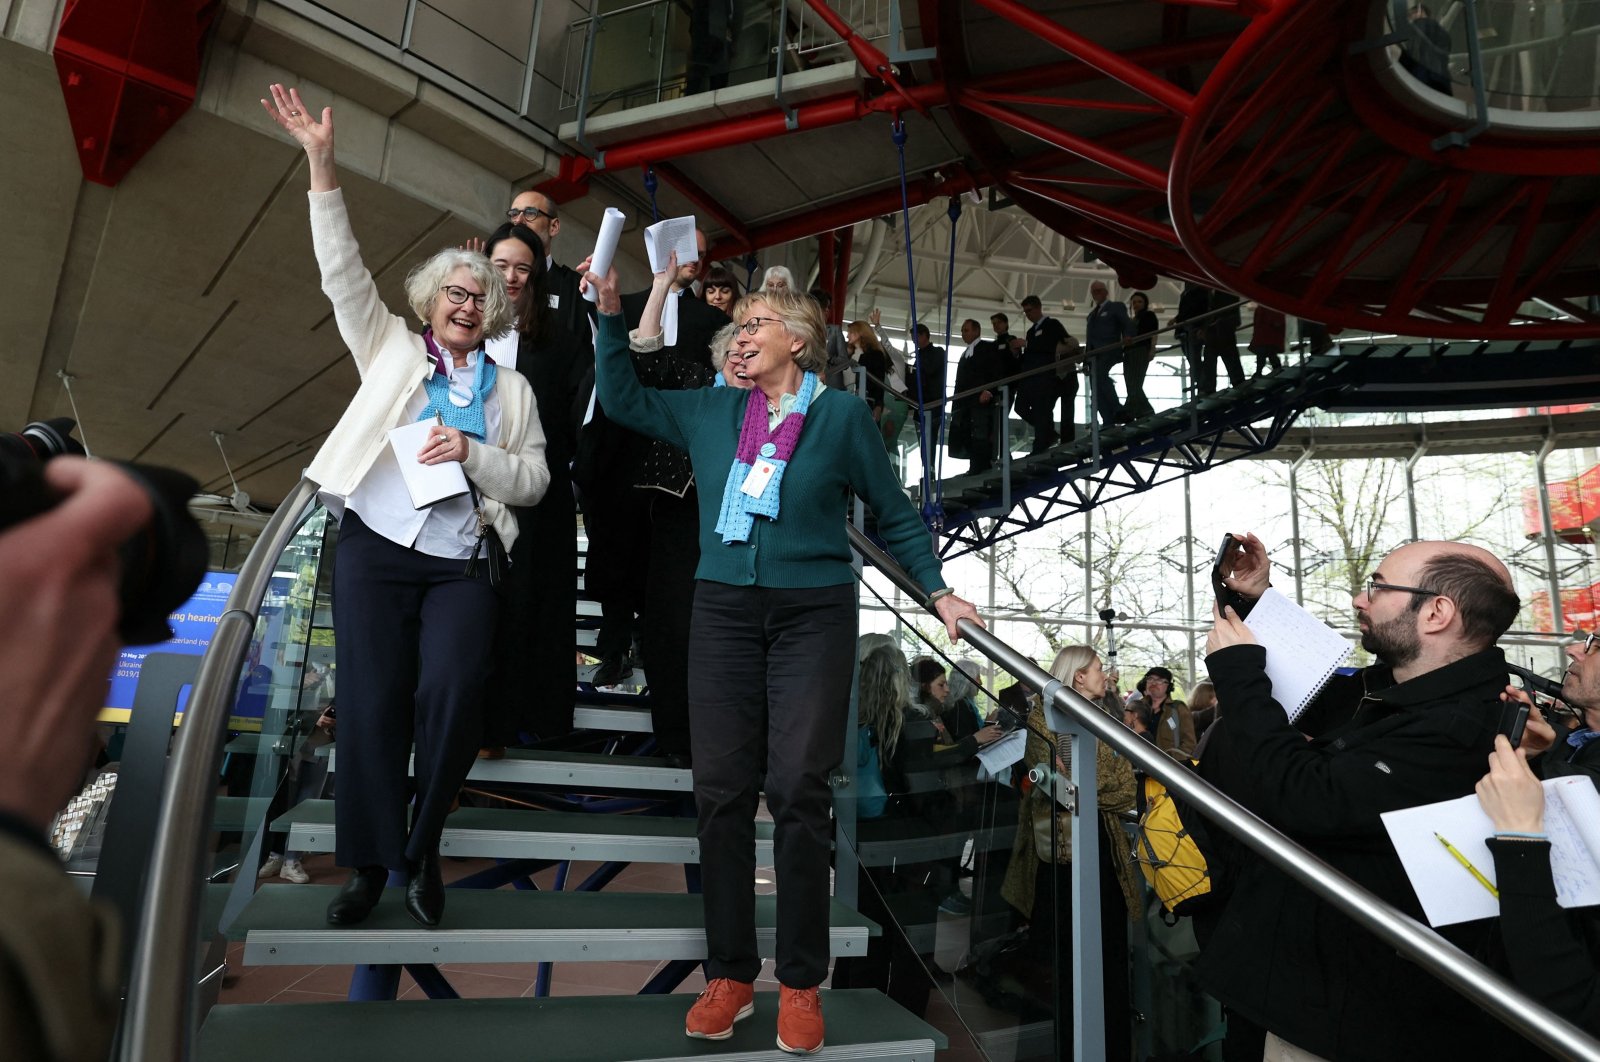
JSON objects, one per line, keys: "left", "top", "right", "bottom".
{"left": 913, "top": 335, "right": 1600, "bottom": 559}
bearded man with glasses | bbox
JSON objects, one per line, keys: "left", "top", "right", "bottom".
{"left": 1195, "top": 533, "right": 1544, "bottom": 1061}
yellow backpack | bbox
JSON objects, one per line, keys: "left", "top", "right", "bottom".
{"left": 1135, "top": 772, "right": 1213, "bottom": 918}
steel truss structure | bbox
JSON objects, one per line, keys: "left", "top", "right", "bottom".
{"left": 546, "top": 0, "right": 1599, "bottom": 340}
{"left": 927, "top": 358, "right": 1359, "bottom": 559}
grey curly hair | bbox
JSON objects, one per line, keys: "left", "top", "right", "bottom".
{"left": 404, "top": 248, "right": 514, "bottom": 340}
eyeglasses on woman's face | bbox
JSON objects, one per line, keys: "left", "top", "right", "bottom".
{"left": 441, "top": 284, "right": 486, "bottom": 310}
{"left": 739, "top": 316, "right": 781, "bottom": 335}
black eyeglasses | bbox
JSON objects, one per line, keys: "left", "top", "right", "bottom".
{"left": 1576, "top": 631, "right": 1600, "bottom": 655}
{"left": 739, "top": 316, "right": 782, "bottom": 335}
{"left": 440, "top": 285, "right": 486, "bottom": 310}
{"left": 506, "top": 205, "right": 556, "bottom": 223}
{"left": 1366, "top": 577, "right": 1440, "bottom": 598}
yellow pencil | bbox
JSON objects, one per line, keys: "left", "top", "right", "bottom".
{"left": 1435, "top": 832, "right": 1499, "bottom": 899}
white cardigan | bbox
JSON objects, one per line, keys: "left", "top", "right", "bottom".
{"left": 303, "top": 189, "right": 549, "bottom": 550}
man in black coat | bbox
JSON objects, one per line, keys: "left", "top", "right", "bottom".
{"left": 1198, "top": 534, "right": 1542, "bottom": 1061}
{"left": 910, "top": 322, "right": 948, "bottom": 450}
{"left": 581, "top": 232, "right": 727, "bottom": 761}
{"left": 509, "top": 188, "right": 595, "bottom": 348}
{"left": 950, "top": 318, "right": 1003, "bottom": 474}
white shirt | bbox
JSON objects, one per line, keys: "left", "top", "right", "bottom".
{"left": 342, "top": 351, "right": 503, "bottom": 560}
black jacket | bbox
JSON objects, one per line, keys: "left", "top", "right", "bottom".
{"left": 1196, "top": 644, "right": 1543, "bottom": 1061}
{"left": 1488, "top": 836, "right": 1600, "bottom": 1035}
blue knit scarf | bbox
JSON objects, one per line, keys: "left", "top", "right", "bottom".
{"left": 714, "top": 373, "right": 818, "bottom": 544}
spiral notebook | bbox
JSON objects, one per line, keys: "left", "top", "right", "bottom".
{"left": 1243, "top": 588, "right": 1352, "bottom": 721}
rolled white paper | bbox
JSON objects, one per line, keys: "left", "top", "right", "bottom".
{"left": 584, "top": 206, "right": 627, "bottom": 302}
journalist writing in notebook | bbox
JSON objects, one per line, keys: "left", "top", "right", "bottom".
{"left": 1195, "top": 535, "right": 1541, "bottom": 1062}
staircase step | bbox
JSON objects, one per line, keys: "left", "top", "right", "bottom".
{"left": 235, "top": 887, "right": 875, "bottom": 966}
{"left": 197, "top": 990, "right": 945, "bottom": 1061}
{"left": 326, "top": 746, "right": 692, "bottom": 792}
{"left": 572, "top": 703, "right": 653, "bottom": 732}
{"left": 273, "top": 800, "right": 773, "bottom": 863}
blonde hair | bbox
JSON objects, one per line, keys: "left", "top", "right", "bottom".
{"left": 730, "top": 289, "right": 827, "bottom": 374}
{"left": 404, "top": 248, "right": 514, "bottom": 339}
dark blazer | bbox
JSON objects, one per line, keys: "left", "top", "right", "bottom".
{"left": 547, "top": 262, "right": 595, "bottom": 351}
{"left": 1196, "top": 645, "right": 1544, "bottom": 1061}
{"left": 952, "top": 341, "right": 1003, "bottom": 413}
{"left": 910, "top": 343, "right": 947, "bottom": 413}
{"left": 1084, "top": 299, "right": 1131, "bottom": 354}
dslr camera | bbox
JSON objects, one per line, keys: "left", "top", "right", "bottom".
{"left": 0, "top": 418, "right": 208, "bottom": 644}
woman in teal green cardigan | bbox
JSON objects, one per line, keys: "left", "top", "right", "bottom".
{"left": 585, "top": 256, "right": 982, "bottom": 1054}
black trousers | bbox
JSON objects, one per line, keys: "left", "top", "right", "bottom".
{"left": 639, "top": 488, "right": 699, "bottom": 757}
{"left": 331, "top": 512, "right": 497, "bottom": 870}
{"left": 1199, "top": 327, "right": 1244, "bottom": 395}
{"left": 964, "top": 402, "right": 996, "bottom": 474}
{"left": 582, "top": 486, "right": 648, "bottom": 665}
{"left": 1020, "top": 373, "right": 1073, "bottom": 452}
{"left": 689, "top": 580, "right": 857, "bottom": 987}
{"left": 1029, "top": 839, "right": 1132, "bottom": 1062}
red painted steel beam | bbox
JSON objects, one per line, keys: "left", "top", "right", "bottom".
{"left": 964, "top": 90, "right": 1169, "bottom": 115}
{"left": 797, "top": 0, "right": 930, "bottom": 116}
{"left": 968, "top": 34, "right": 1235, "bottom": 95}
{"left": 959, "top": 94, "right": 1169, "bottom": 190}
{"left": 580, "top": 82, "right": 948, "bottom": 174}
{"left": 1009, "top": 178, "right": 1180, "bottom": 246}
{"left": 968, "top": 0, "right": 1196, "bottom": 115}
{"left": 832, "top": 225, "right": 854, "bottom": 322}
{"left": 652, "top": 161, "right": 751, "bottom": 249}
{"left": 706, "top": 168, "right": 979, "bottom": 261}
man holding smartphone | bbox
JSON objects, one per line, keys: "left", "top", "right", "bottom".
{"left": 1196, "top": 534, "right": 1543, "bottom": 1061}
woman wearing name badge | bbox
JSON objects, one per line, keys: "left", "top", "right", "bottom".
{"left": 479, "top": 223, "right": 588, "bottom": 751}
{"left": 586, "top": 252, "right": 982, "bottom": 1055}
{"left": 261, "top": 85, "right": 550, "bottom": 928}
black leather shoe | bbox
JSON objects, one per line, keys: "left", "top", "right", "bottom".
{"left": 326, "top": 866, "right": 386, "bottom": 925}
{"left": 405, "top": 849, "right": 445, "bottom": 927}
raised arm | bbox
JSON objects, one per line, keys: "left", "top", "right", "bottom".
{"left": 261, "top": 84, "right": 401, "bottom": 375}
{"left": 635, "top": 251, "right": 676, "bottom": 342}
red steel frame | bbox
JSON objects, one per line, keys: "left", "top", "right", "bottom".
{"left": 545, "top": 0, "right": 1600, "bottom": 338}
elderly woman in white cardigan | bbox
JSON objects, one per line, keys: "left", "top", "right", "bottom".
{"left": 263, "top": 85, "right": 549, "bottom": 928}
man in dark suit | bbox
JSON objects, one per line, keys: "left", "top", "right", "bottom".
{"left": 586, "top": 229, "right": 727, "bottom": 762}
{"left": 951, "top": 318, "right": 1003, "bottom": 474}
{"left": 508, "top": 189, "right": 594, "bottom": 347}
{"left": 1084, "top": 281, "right": 1130, "bottom": 427}
{"left": 910, "top": 322, "right": 948, "bottom": 449}
{"left": 1017, "top": 294, "right": 1072, "bottom": 452}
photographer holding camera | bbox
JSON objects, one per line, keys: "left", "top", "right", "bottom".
{"left": 0, "top": 456, "right": 151, "bottom": 1061}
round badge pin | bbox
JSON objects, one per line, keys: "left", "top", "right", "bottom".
{"left": 759, "top": 442, "right": 777, "bottom": 458}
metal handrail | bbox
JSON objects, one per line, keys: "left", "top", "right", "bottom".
{"left": 119, "top": 478, "right": 322, "bottom": 1062}
{"left": 846, "top": 522, "right": 1600, "bottom": 1062}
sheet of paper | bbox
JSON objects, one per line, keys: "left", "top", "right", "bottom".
{"left": 583, "top": 207, "right": 627, "bottom": 303}
{"left": 386, "top": 420, "right": 469, "bottom": 509}
{"left": 975, "top": 729, "right": 1026, "bottom": 784}
{"left": 644, "top": 215, "right": 699, "bottom": 274}
{"left": 661, "top": 288, "right": 680, "bottom": 347}
{"left": 1243, "top": 587, "right": 1352, "bottom": 720}
{"left": 1382, "top": 777, "right": 1600, "bottom": 927}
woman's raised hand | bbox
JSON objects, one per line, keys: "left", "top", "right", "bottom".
{"left": 261, "top": 84, "right": 332, "bottom": 154}
{"left": 578, "top": 255, "right": 623, "bottom": 316}
{"left": 652, "top": 250, "right": 678, "bottom": 287}
{"left": 261, "top": 84, "right": 337, "bottom": 192}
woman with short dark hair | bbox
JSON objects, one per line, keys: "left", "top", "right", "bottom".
{"left": 480, "top": 222, "right": 589, "bottom": 750}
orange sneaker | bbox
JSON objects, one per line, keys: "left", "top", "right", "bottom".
{"left": 776, "top": 985, "right": 824, "bottom": 1054}
{"left": 685, "top": 978, "right": 755, "bottom": 1040}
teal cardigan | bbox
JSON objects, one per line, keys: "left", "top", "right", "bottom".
{"left": 594, "top": 313, "right": 946, "bottom": 593}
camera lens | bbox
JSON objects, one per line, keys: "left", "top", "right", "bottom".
{"left": 0, "top": 417, "right": 85, "bottom": 463}
{"left": 113, "top": 463, "right": 210, "bottom": 645}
